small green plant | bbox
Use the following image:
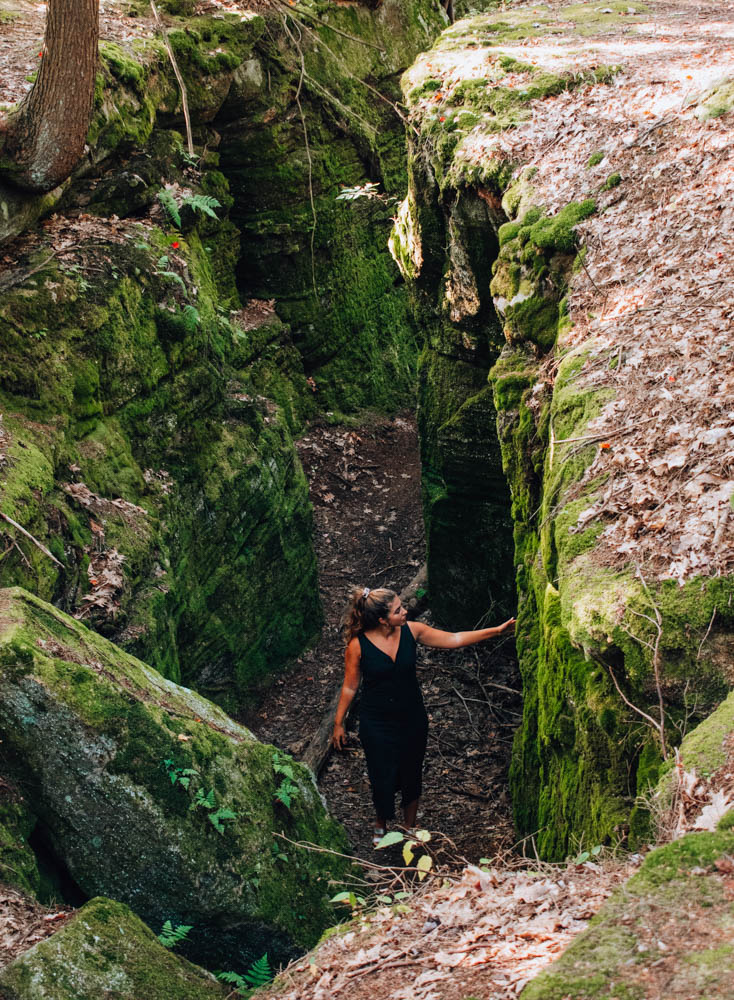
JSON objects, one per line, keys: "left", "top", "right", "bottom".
{"left": 163, "top": 760, "right": 237, "bottom": 835}
{"left": 157, "top": 920, "right": 193, "bottom": 948}
{"left": 573, "top": 844, "right": 603, "bottom": 864}
{"left": 163, "top": 759, "right": 199, "bottom": 789}
{"left": 587, "top": 149, "right": 605, "bottom": 167}
{"left": 217, "top": 954, "right": 272, "bottom": 996}
{"left": 158, "top": 188, "right": 181, "bottom": 228}
{"left": 272, "top": 751, "right": 299, "bottom": 810}
{"left": 183, "top": 193, "right": 221, "bottom": 219}
{"left": 375, "top": 829, "right": 434, "bottom": 879}
{"left": 181, "top": 304, "right": 200, "bottom": 332}
{"left": 190, "top": 787, "right": 237, "bottom": 835}
{"left": 602, "top": 171, "right": 621, "bottom": 190}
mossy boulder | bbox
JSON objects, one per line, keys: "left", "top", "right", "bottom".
{"left": 522, "top": 830, "right": 734, "bottom": 999}
{"left": 0, "top": 896, "right": 227, "bottom": 1000}
{"left": 0, "top": 588, "right": 351, "bottom": 972}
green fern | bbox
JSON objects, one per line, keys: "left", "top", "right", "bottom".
{"left": 157, "top": 920, "right": 193, "bottom": 948}
{"left": 190, "top": 787, "right": 216, "bottom": 812}
{"left": 183, "top": 193, "right": 221, "bottom": 219}
{"left": 181, "top": 304, "right": 200, "bottom": 332}
{"left": 157, "top": 188, "right": 181, "bottom": 228}
{"left": 208, "top": 806, "right": 238, "bottom": 835}
{"left": 244, "top": 954, "right": 272, "bottom": 987}
{"left": 157, "top": 270, "right": 187, "bottom": 295}
{"left": 217, "top": 954, "right": 272, "bottom": 996}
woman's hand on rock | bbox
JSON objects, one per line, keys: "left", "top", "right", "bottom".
{"left": 498, "top": 617, "right": 516, "bottom": 634}
{"left": 332, "top": 723, "right": 347, "bottom": 750}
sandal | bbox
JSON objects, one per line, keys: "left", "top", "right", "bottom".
{"left": 372, "top": 827, "right": 387, "bottom": 848}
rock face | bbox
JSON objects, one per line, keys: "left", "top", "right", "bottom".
{"left": 0, "top": 896, "right": 227, "bottom": 1000}
{"left": 0, "top": 587, "right": 350, "bottom": 971}
{"left": 0, "top": 0, "right": 445, "bottom": 707}
{"left": 395, "top": 8, "right": 734, "bottom": 857}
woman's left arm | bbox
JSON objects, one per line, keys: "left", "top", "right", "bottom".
{"left": 408, "top": 618, "right": 515, "bottom": 649}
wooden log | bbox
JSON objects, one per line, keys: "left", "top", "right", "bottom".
{"left": 300, "top": 565, "right": 428, "bottom": 778}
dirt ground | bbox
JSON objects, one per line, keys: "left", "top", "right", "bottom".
{"left": 245, "top": 415, "right": 520, "bottom": 863}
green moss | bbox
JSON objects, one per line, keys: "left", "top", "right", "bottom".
{"left": 0, "top": 588, "right": 351, "bottom": 971}
{"left": 100, "top": 41, "right": 146, "bottom": 91}
{"left": 602, "top": 172, "right": 621, "bottom": 190}
{"left": 524, "top": 830, "right": 734, "bottom": 999}
{"left": 696, "top": 78, "right": 734, "bottom": 120}
{"left": 587, "top": 150, "right": 605, "bottom": 167}
{"left": 0, "top": 784, "right": 41, "bottom": 896}
{"left": 0, "top": 897, "right": 227, "bottom": 999}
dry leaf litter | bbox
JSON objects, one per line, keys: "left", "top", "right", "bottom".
{"left": 427, "top": 0, "right": 734, "bottom": 584}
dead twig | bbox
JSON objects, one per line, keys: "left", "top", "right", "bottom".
{"left": 696, "top": 606, "right": 717, "bottom": 662}
{"left": 0, "top": 512, "right": 64, "bottom": 568}
{"left": 150, "top": 1, "right": 193, "bottom": 156}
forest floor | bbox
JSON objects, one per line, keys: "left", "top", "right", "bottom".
{"left": 244, "top": 415, "right": 521, "bottom": 863}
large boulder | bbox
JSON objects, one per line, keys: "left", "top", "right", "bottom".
{"left": 0, "top": 896, "right": 226, "bottom": 1000}
{"left": 0, "top": 587, "right": 350, "bottom": 972}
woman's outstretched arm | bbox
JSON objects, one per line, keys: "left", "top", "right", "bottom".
{"left": 408, "top": 618, "right": 515, "bottom": 649}
{"left": 332, "top": 638, "right": 361, "bottom": 749}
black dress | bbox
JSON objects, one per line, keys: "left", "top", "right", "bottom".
{"left": 357, "top": 624, "right": 429, "bottom": 821}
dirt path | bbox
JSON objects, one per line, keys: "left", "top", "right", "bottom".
{"left": 246, "top": 415, "right": 520, "bottom": 862}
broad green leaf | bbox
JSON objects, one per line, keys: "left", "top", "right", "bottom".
{"left": 330, "top": 891, "right": 352, "bottom": 903}
{"left": 415, "top": 829, "right": 432, "bottom": 842}
{"left": 376, "top": 830, "right": 404, "bottom": 848}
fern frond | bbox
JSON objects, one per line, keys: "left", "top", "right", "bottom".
{"left": 157, "top": 270, "right": 187, "bottom": 294}
{"left": 182, "top": 304, "right": 200, "bottom": 332}
{"left": 244, "top": 953, "right": 272, "bottom": 987}
{"left": 157, "top": 189, "right": 181, "bottom": 228}
{"left": 184, "top": 194, "right": 221, "bottom": 219}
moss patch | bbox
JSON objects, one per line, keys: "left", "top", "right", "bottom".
{"left": 0, "top": 896, "right": 227, "bottom": 1000}
{"left": 523, "top": 830, "right": 734, "bottom": 999}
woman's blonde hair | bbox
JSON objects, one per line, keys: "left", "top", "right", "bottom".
{"left": 341, "top": 587, "right": 397, "bottom": 644}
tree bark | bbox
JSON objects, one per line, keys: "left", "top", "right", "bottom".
{"left": 0, "top": 0, "right": 99, "bottom": 192}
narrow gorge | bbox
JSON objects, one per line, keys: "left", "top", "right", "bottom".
{"left": 0, "top": 0, "right": 733, "bottom": 997}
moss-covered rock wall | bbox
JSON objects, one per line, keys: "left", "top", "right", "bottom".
{"left": 214, "top": 0, "right": 448, "bottom": 416}
{"left": 0, "top": 0, "right": 447, "bottom": 705}
{"left": 397, "top": 7, "right": 734, "bottom": 858}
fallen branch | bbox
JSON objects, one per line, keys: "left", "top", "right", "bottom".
{"left": 0, "top": 512, "right": 64, "bottom": 568}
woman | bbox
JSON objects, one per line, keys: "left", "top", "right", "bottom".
{"left": 332, "top": 587, "right": 515, "bottom": 845}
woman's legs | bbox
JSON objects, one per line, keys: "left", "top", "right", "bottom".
{"left": 403, "top": 797, "right": 419, "bottom": 829}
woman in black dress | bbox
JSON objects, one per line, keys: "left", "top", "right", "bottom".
{"left": 332, "top": 587, "right": 515, "bottom": 845}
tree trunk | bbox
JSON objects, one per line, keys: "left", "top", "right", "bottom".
{"left": 0, "top": 0, "right": 99, "bottom": 192}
